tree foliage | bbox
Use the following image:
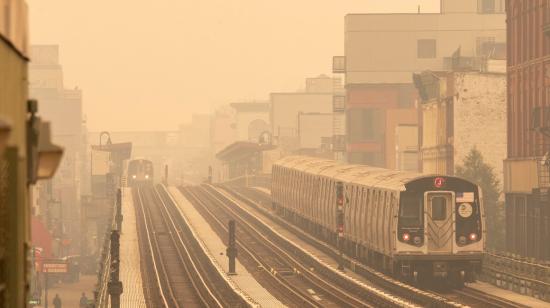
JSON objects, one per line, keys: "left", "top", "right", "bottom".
{"left": 455, "top": 147, "right": 504, "bottom": 250}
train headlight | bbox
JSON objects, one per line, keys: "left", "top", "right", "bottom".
{"left": 132, "top": 175, "right": 136, "bottom": 179}
{"left": 459, "top": 236, "right": 467, "bottom": 245}
{"left": 145, "top": 174, "right": 149, "bottom": 179}
{"left": 469, "top": 233, "right": 477, "bottom": 241}
{"left": 402, "top": 233, "right": 410, "bottom": 241}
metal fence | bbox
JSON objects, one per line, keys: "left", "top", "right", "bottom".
{"left": 482, "top": 250, "right": 550, "bottom": 302}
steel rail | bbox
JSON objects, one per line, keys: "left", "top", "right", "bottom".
{"left": 151, "top": 186, "right": 225, "bottom": 308}
{"left": 135, "top": 187, "right": 175, "bottom": 308}
{"left": 224, "top": 185, "right": 467, "bottom": 308}
{"left": 182, "top": 186, "right": 325, "bottom": 308}
{"left": 453, "top": 287, "right": 531, "bottom": 308}
{"left": 192, "top": 185, "right": 417, "bottom": 307}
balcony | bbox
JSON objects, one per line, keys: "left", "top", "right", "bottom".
{"left": 333, "top": 56, "right": 346, "bottom": 74}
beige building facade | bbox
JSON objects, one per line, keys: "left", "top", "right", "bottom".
{"left": 0, "top": 1, "right": 30, "bottom": 307}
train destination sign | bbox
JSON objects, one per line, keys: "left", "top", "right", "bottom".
{"left": 42, "top": 260, "right": 68, "bottom": 273}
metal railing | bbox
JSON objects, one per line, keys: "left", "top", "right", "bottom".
{"left": 481, "top": 250, "right": 550, "bottom": 302}
{"left": 92, "top": 191, "right": 120, "bottom": 308}
{"left": 221, "top": 174, "right": 271, "bottom": 189}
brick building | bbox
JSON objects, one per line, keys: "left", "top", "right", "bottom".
{"left": 504, "top": 0, "right": 550, "bottom": 260}
{"left": 414, "top": 69, "right": 507, "bottom": 187}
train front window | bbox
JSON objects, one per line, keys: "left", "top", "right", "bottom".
{"left": 431, "top": 197, "right": 447, "bottom": 220}
{"left": 399, "top": 193, "right": 422, "bottom": 227}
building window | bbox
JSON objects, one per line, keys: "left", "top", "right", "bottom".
{"left": 480, "top": 0, "right": 495, "bottom": 13}
{"left": 417, "top": 39, "right": 436, "bottom": 59}
{"left": 478, "top": 0, "right": 504, "bottom": 14}
{"left": 347, "top": 109, "right": 379, "bottom": 143}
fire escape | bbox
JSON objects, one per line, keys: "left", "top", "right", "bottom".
{"left": 332, "top": 56, "right": 346, "bottom": 161}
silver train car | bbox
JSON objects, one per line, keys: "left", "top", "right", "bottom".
{"left": 127, "top": 159, "right": 154, "bottom": 187}
{"left": 271, "top": 156, "right": 485, "bottom": 285}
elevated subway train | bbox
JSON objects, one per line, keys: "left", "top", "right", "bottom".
{"left": 271, "top": 156, "right": 485, "bottom": 285}
{"left": 127, "top": 158, "right": 154, "bottom": 187}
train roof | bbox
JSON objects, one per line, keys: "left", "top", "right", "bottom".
{"left": 274, "top": 155, "right": 437, "bottom": 191}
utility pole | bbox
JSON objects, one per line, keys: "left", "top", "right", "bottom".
{"left": 44, "top": 272, "right": 48, "bottom": 308}
{"left": 336, "top": 181, "right": 345, "bottom": 271}
{"left": 226, "top": 220, "right": 237, "bottom": 275}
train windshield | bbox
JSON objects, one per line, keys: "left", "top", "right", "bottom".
{"left": 399, "top": 193, "right": 423, "bottom": 227}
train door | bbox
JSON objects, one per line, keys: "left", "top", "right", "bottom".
{"left": 425, "top": 192, "right": 455, "bottom": 253}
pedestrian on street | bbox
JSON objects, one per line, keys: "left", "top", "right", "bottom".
{"left": 79, "top": 292, "right": 88, "bottom": 308}
{"left": 53, "top": 294, "right": 62, "bottom": 308}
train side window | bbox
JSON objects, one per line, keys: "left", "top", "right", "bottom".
{"left": 431, "top": 197, "right": 447, "bottom": 221}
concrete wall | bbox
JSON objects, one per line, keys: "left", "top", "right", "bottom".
{"left": 270, "top": 93, "right": 332, "bottom": 137}
{"left": 0, "top": 0, "right": 28, "bottom": 56}
{"left": 385, "top": 108, "right": 418, "bottom": 169}
{"left": 297, "top": 113, "right": 333, "bottom": 149}
{"left": 344, "top": 11, "right": 505, "bottom": 84}
{"left": 440, "top": 0, "right": 505, "bottom": 13}
{"left": 395, "top": 124, "right": 419, "bottom": 171}
{"left": 234, "top": 111, "right": 269, "bottom": 141}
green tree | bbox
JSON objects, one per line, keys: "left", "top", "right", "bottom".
{"left": 455, "top": 147, "right": 504, "bottom": 251}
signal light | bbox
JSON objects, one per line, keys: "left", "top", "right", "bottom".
{"left": 469, "top": 233, "right": 477, "bottom": 241}
{"left": 402, "top": 233, "right": 410, "bottom": 241}
{"left": 337, "top": 225, "right": 344, "bottom": 233}
{"left": 434, "top": 177, "right": 445, "bottom": 188}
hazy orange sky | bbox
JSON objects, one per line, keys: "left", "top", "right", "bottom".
{"left": 29, "top": 0, "right": 439, "bottom": 131}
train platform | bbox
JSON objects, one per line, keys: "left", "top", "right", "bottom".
{"left": 251, "top": 186, "right": 271, "bottom": 196}
{"left": 467, "top": 281, "right": 549, "bottom": 308}
{"left": 119, "top": 188, "right": 147, "bottom": 308}
{"left": 167, "top": 186, "right": 284, "bottom": 308}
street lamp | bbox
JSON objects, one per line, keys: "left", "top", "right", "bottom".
{"left": 0, "top": 116, "right": 12, "bottom": 155}
{"left": 27, "top": 99, "right": 64, "bottom": 184}
{"left": 36, "top": 122, "right": 63, "bottom": 180}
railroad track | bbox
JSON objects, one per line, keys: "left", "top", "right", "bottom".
{"left": 229, "top": 186, "right": 535, "bottom": 308}
{"left": 452, "top": 287, "right": 531, "bottom": 308}
{"left": 183, "top": 185, "right": 421, "bottom": 308}
{"left": 134, "top": 185, "right": 250, "bottom": 308}
{"left": 182, "top": 186, "right": 332, "bottom": 307}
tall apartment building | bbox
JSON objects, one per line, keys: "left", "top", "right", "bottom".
{"left": 0, "top": 1, "right": 30, "bottom": 306}
{"left": 505, "top": 0, "right": 550, "bottom": 260}
{"left": 335, "top": 0, "right": 506, "bottom": 169}
{"left": 29, "top": 45, "right": 86, "bottom": 257}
